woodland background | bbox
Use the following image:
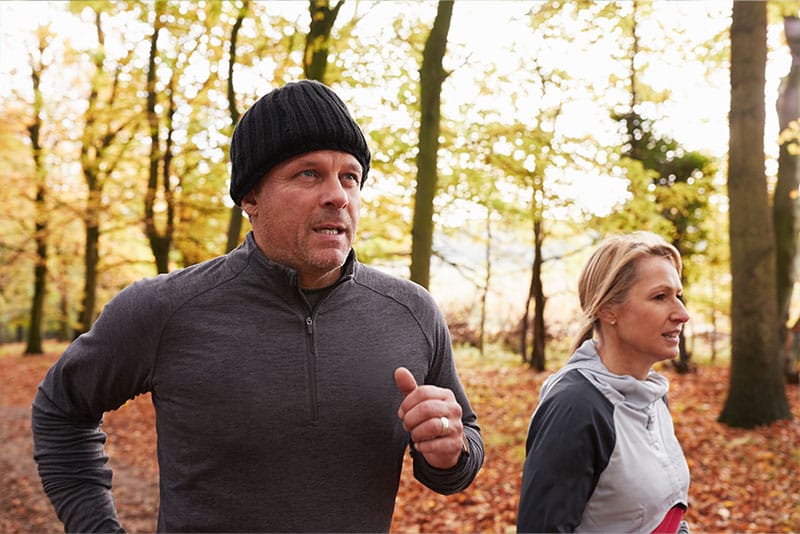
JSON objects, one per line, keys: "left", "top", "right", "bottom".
{"left": 0, "top": 0, "right": 799, "bottom": 532}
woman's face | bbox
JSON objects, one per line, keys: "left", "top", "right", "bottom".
{"left": 604, "top": 255, "right": 690, "bottom": 374}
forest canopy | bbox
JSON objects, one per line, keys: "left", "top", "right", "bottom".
{"left": 0, "top": 1, "right": 798, "bottom": 384}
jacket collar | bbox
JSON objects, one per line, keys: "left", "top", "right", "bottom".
{"left": 240, "top": 231, "right": 357, "bottom": 290}
{"left": 541, "top": 339, "right": 670, "bottom": 408}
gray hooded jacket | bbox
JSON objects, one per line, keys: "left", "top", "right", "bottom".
{"left": 517, "top": 340, "right": 689, "bottom": 533}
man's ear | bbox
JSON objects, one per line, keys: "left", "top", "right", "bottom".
{"left": 240, "top": 190, "right": 257, "bottom": 218}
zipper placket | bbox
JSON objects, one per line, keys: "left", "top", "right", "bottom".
{"left": 299, "top": 277, "right": 350, "bottom": 424}
{"left": 305, "top": 314, "right": 319, "bottom": 422}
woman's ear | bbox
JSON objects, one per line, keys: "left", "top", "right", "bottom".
{"left": 597, "top": 304, "right": 617, "bottom": 326}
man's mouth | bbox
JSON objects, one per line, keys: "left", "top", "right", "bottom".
{"left": 315, "top": 226, "right": 345, "bottom": 235}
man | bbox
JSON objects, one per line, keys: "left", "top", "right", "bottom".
{"left": 32, "top": 80, "right": 483, "bottom": 532}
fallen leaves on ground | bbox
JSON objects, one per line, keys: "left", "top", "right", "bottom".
{"left": 1, "top": 348, "right": 797, "bottom": 533}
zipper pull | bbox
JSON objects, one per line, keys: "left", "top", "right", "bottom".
{"left": 306, "top": 316, "right": 313, "bottom": 334}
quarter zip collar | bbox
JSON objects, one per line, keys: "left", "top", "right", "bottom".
{"left": 241, "top": 231, "right": 357, "bottom": 292}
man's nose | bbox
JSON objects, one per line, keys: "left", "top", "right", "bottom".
{"left": 319, "top": 175, "right": 349, "bottom": 208}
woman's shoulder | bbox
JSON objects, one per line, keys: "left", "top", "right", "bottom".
{"left": 538, "top": 369, "right": 615, "bottom": 422}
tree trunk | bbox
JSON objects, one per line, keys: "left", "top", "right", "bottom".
{"left": 24, "top": 37, "right": 48, "bottom": 355}
{"left": 76, "top": 13, "right": 102, "bottom": 335}
{"left": 719, "top": 1, "right": 792, "bottom": 428}
{"left": 58, "top": 285, "right": 72, "bottom": 342}
{"left": 74, "top": 8, "right": 135, "bottom": 336}
{"left": 76, "top": 220, "right": 99, "bottom": 336}
{"left": 26, "top": 187, "right": 47, "bottom": 354}
{"left": 225, "top": 1, "right": 249, "bottom": 253}
{"left": 519, "top": 290, "right": 531, "bottom": 365}
{"left": 144, "top": 5, "right": 175, "bottom": 274}
{"left": 530, "top": 219, "right": 546, "bottom": 371}
{"left": 304, "top": 0, "right": 344, "bottom": 82}
{"left": 478, "top": 211, "right": 492, "bottom": 356}
{"left": 410, "top": 0, "right": 453, "bottom": 289}
{"left": 775, "top": 16, "right": 800, "bottom": 381}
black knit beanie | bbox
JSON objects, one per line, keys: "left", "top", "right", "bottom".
{"left": 229, "top": 80, "right": 371, "bottom": 206}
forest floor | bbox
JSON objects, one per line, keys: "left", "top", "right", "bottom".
{"left": 1, "top": 344, "right": 798, "bottom": 533}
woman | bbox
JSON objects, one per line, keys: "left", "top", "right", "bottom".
{"left": 517, "top": 232, "right": 691, "bottom": 533}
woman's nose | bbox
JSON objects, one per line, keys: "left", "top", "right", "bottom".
{"left": 673, "top": 299, "right": 690, "bottom": 323}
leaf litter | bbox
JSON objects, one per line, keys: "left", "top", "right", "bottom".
{"left": 1, "top": 351, "right": 797, "bottom": 533}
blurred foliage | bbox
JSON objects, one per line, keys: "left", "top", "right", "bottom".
{"left": 0, "top": 0, "right": 796, "bottom": 355}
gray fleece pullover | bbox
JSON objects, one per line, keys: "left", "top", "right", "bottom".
{"left": 32, "top": 232, "right": 483, "bottom": 533}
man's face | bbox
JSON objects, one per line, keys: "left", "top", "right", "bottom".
{"left": 241, "top": 150, "right": 362, "bottom": 289}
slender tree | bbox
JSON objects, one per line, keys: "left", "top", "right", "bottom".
{"left": 527, "top": 218, "right": 546, "bottom": 369}
{"left": 142, "top": 2, "right": 231, "bottom": 269}
{"left": 304, "top": 0, "right": 345, "bottom": 81}
{"left": 225, "top": 0, "right": 250, "bottom": 253}
{"left": 72, "top": 5, "right": 140, "bottom": 334}
{"left": 410, "top": 0, "right": 453, "bottom": 289}
{"left": 75, "top": 9, "right": 108, "bottom": 335}
{"left": 24, "top": 26, "right": 51, "bottom": 355}
{"left": 144, "top": 0, "right": 175, "bottom": 274}
{"left": 719, "top": 1, "right": 792, "bottom": 428}
{"left": 775, "top": 15, "right": 800, "bottom": 381}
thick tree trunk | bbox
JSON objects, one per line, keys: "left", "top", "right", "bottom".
{"left": 775, "top": 16, "right": 800, "bottom": 381}
{"left": 410, "top": 0, "right": 453, "bottom": 289}
{"left": 719, "top": 1, "right": 792, "bottom": 428}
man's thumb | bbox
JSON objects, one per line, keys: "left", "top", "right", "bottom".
{"left": 394, "top": 367, "right": 418, "bottom": 397}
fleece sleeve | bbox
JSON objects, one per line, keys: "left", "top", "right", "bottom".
{"left": 410, "top": 408, "right": 483, "bottom": 495}
{"left": 31, "top": 280, "right": 163, "bottom": 532}
{"left": 410, "top": 306, "right": 484, "bottom": 494}
{"left": 516, "top": 371, "right": 615, "bottom": 533}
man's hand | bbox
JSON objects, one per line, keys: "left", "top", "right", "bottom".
{"left": 394, "top": 367, "right": 466, "bottom": 469}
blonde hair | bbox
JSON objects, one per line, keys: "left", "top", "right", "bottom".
{"left": 570, "top": 231, "right": 683, "bottom": 354}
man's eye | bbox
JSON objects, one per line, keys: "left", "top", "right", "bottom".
{"left": 343, "top": 173, "right": 361, "bottom": 185}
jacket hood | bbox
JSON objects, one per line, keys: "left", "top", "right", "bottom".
{"left": 540, "top": 339, "right": 669, "bottom": 409}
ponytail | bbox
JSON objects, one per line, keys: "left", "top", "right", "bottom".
{"left": 569, "top": 320, "right": 595, "bottom": 355}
